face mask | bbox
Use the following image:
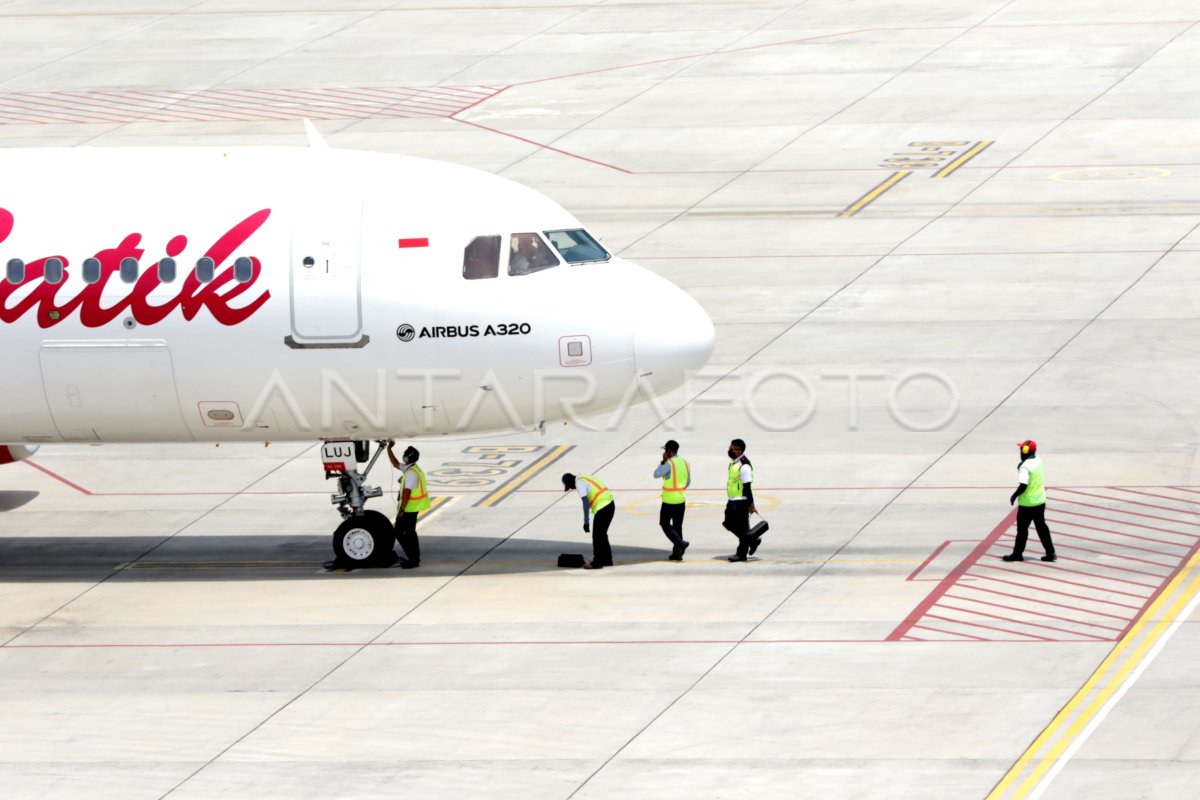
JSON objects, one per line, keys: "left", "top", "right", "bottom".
{"left": 728, "top": 449, "right": 737, "bottom": 460}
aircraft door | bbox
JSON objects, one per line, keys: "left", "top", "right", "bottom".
{"left": 39, "top": 341, "right": 194, "bottom": 442}
{"left": 287, "top": 196, "right": 366, "bottom": 348}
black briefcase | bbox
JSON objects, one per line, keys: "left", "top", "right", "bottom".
{"left": 558, "top": 553, "right": 585, "bottom": 568}
{"left": 749, "top": 515, "right": 769, "bottom": 539}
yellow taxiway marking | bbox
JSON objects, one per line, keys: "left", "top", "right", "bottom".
{"left": 933, "top": 140, "right": 993, "bottom": 178}
{"left": 688, "top": 210, "right": 837, "bottom": 217}
{"left": 839, "top": 170, "right": 911, "bottom": 217}
{"left": 474, "top": 445, "right": 574, "bottom": 508}
{"left": 987, "top": 547, "right": 1200, "bottom": 799}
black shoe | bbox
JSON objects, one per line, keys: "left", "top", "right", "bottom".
{"left": 668, "top": 548, "right": 682, "bottom": 562}
{"left": 1041, "top": 554, "right": 1058, "bottom": 562}
{"left": 728, "top": 555, "right": 747, "bottom": 562}
{"left": 400, "top": 560, "right": 420, "bottom": 570}
{"left": 1002, "top": 554, "right": 1024, "bottom": 562}
{"left": 680, "top": 541, "right": 689, "bottom": 557}
{"left": 748, "top": 536, "right": 762, "bottom": 556}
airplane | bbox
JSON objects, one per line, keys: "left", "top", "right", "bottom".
{"left": 0, "top": 134, "right": 715, "bottom": 567}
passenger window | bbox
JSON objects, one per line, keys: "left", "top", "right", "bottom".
{"left": 83, "top": 258, "right": 101, "bottom": 284}
{"left": 463, "top": 235, "right": 500, "bottom": 280}
{"left": 508, "top": 232, "right": 559, "bottom": 276}
{"left": 44, "top": 257, "right": 65, "bottom": 284}
{"left": 120, "top": 257, "right": 139, "bottom": 284}
{"left": 158, "top": 257, "right": 177, "bottom": 283}
{"left": 544, "top": 229, "right": 610, "bottom": 264}
{"left": 234, "top": 256, "right": 253, "bottom": 283}
{"left": 5, "top": 258, "right": 24, "bottom": 284}
{"left": 196, "top": 257, "right": 215, "bottom": 283}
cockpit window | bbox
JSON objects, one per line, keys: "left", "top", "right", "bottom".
{"left": 463, "top": 235, "right": 500, "bottom": 280}
{"left": 544, "top": 229, "right": 610, "bottom": 264}
{"left": 509, "top": 232, "right": 559, "bottom": 276}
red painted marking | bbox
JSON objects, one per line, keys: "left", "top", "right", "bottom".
{"left": 886, "top": 509, "right": 1016, "bottom": 641}
{"left": 22, "top": 460, "right": 93, "bottom": 495}
{"left": 971, "top": 573, "right": 1143, "bottom": 610}
{"left": 1117, "top": 538, "right": 1200, "bottom": 638}
{"left": 937, "top": 603, "right": 1109, "bottom": 640}
{"left": 1058, "top": 489, "right": 1200, "bottom": 528}
{"left": 452, "top": 85, "right": 511, "bottom": 117}
{"left": 398, "top": 238, "right": 429, "bottom": 248}
{"left": 954, "top": 584, "right": 1131, "bottom": 621}
{"left": 912, "top": 624, "right": 989, "bottom": 642}
{"left": 1110, "top": 487, "right": 1200, "bottom": 512}
{"left": 453, "top": 118, "right": 634, "bottom": 174}
{"left": 974, "top": 564, "right": 1151, "bottom": 600}
{"left": 945, "top": 591, "right": 1124, "bottom": 631}
{"left": 1041, "top": 554, "right": 1169, "bottom": 580}
{"left": 1044, "top": 529, "right": 1179, "bottom": 562}
{"left": 323, "top": 462, "right": 347, "bottom": 472}
{"left": 1036, "top": 544, "right": 1174, "bottom": 573}
{"left": 1051, "top": 509, "right": 1196, "bottom": 544}
{"left": 983, "top": 544, "right": 1160, "bottom": 589}
{"left": 926, "top": 613, "right": 1054, "bottom": 642}
{"left": 1051, "top": 515, "right": 1190, "bottom": 554}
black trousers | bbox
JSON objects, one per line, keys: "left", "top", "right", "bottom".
{"left": 592, "top": 503, "right": 615, "bottom": 566}
{"left": 1014, "top": 503, "right": 1054, "bottom": 558}
{"left": 395, "top": 511, "right": 421, "bottom": 563}
{"left": 724, "top": 500, "right": 752, "bottom": 558}
{"left": 659, "top": 502, "right": 686, "bottom": 547}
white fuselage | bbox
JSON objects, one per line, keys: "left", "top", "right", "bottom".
{"left": 0, "top": 146, "right": 714, "bottom": 444}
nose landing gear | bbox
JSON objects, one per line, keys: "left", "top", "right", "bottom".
{"left": 322, "top": 439, "right": 398, "bottom": 570}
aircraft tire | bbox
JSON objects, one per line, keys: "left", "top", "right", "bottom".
{"left": 332, "top": 510, "right": 396, "bottom": 567}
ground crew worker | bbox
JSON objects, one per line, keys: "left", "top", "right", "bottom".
{"left": 387, "top": 441, "right": 429, "bottom": 569}
{"left": 723, "top": 438, "right": 759, "bottom": 562}
{"left": 654, "top": 439, "right": 690, "bottom": 561}
{"left": 1003, "top": 439, "right": 1057, "bottom": 563}
{"left": 563, "top": 472, "right": 615, "bottom": 569}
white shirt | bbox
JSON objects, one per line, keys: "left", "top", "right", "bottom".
{"left": 401, "top": 467, "right": 420, "bottom": 491}
{"left": 1017, "top": 456, "right": 1040, "bottom": 484}
{"left": 729, "top": 460, "right": 754, "bottom": 500}
{"left": 577, "top": 483, "right": 590, "bottom": 499}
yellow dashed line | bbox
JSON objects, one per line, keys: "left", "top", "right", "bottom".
{"left": 839, "top": 171, "right": 911, "bottom": 217}
{"left": 933, "top": 140, "right": 993, "bottom": 178}
{"left": 475, "top": 445, "right": 574, "bottom": 508}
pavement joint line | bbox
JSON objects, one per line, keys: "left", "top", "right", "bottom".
{"left": 838, "top": 170, "right": 911, "bottom": 216}
{"left": 0, "top": 442, "right": 320, "bottom": 650}
{"left": 933, "top": 140, "right": 993, "bottom": 178}
{"left": 473, "top": 444, "right": 575, "bottom": 507}
{"left": 986, "top": 547, "right": 1200, "bottom": 799}
{"left": 563, "top": 17, "right": 1029, "bottom": 794}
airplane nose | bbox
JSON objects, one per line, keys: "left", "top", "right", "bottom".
{"left": 633, "top": 281, "right": 715, "bottom": 390}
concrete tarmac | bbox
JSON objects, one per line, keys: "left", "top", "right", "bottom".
{"left": 3, "top": 1, "right": 1200, "bottom": 798}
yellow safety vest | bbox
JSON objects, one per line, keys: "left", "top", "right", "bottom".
{"left": 728, "top": 460, "right": 752, "bottom": 499}
{"left": 399, "top": 464, "right": 431, "bottom": 512}
{"left": 661, "top": 456, "right": 690, "bottom": 504}
{"left": 578, "top": 474, "right": 614, "bottom": 512}
{"left": 1018, "top": 457, "right": 1046, "bottom": 507}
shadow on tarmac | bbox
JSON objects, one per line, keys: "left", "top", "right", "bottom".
{"left": 0, "top": 491, "right": 39, "bottom": 511}
{"left": 0, "top": 534, "right": 675, "bottom": 581}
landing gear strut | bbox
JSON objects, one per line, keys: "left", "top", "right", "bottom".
{"left": 322, "top": 439, "right": 397, "bottom": 569}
